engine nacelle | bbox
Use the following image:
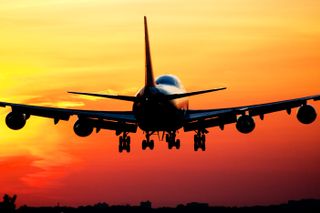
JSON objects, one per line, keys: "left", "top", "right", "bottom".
{"left": 73, "top": 119, "right": 94, "bottom": 137}
{"left": 236, "top": 115, "right": 255, "bottom": 134}
{"left": 6, "top": 112, "right": 27, "bottom": 130}
{"left": 297, "top": 105, "right": 317, "bottom": 124}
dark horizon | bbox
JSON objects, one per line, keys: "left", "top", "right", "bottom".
{"left": 2, "top": 194, "right": 320, "bottom": 211}
{"left": 11, "top": 199, "right": 320, "bottom": 213}
{"left": 16, "top": 198, "right": 320, "bottom": 209}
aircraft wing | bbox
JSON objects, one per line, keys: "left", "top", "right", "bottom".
{"left": 184, "top": 95, "right": 320, "bottom": 132}
{"left": 0, "top": 102, "right": 137, "bottom": 133}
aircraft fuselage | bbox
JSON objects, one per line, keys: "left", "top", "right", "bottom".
{"left": 133, "top": 75, "right": 188, "bottom": 131}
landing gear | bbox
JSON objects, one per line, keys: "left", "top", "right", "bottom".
{"left": 119, "top": 132, "right": 130, "bottom": 153}
{"left": 194, "top": 130, "right": 207, "bottom": 151}
{"left": 166, "top": 131, "right": 180, "bottom": 150}
{"left": 142, "top": 132, "right": 154, "bottom": 150}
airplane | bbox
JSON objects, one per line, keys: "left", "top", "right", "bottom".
{"left": 0, "top": 16, "right": 319, "bottom": 153}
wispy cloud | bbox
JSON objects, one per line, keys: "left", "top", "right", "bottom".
{"left": 0, "top": 115, "right": 80, "bottom": 190}
{"left": 0, "top": 95, "right": 41, "bottom": 103}
{"left": 34, "top": 101, "right": 85, "bottom": 108}
{"left": 70, "top": 87, "right": 139, "bottom": 101}
{"left": 0, "top": 0, "right": 93, "bottom": 10}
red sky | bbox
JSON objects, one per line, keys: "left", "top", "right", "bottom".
{"left": 0, "top": 0, "right": 320, "bottom": 207}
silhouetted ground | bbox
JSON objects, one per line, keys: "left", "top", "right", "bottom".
{"left": 14, "top": 199, "right": 320, "bottom": 213}
{"left": 1, "top": 195, "right": 320, "bottom": 213}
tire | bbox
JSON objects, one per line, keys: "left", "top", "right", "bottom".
{"left": 142, "top": 140, "right": 147, "bottom": 150}
{"left": 168, "top": 142, "right": 173, "bottom": 150}
{"left": 149, "top": 140, "right": 154, "bottom": 150}
{"left": 201, "top": 143, "right": 206, "bottom": 151}
{"left": 201, "top": 138, "right": 206, "bottom": 151}
{"left": 194, "top": 141, "right": 198, "bottom": 151}
{"left": 176, "top": 139, "right": 180, "bottom": 149}
{"left": 201, "top": 134, "right": 206, "bottom": 142}
{"left": 119, "top": 136, "right": 123, "bottom": 153}
{"left": 126, "top": 144, "right": 131, "bottom": 153}
{"left": 194, "top": 135, "right": 197, "bottom": 143}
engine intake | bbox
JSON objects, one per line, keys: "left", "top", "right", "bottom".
{"left": 6, "top": 112, "right": 27, "bottom": 130}
{"left": 236, "top": 115, "right": 255, "bottom": 134}
{"left": 73, "top": 119, "right": 94, "bottom": 137}
{"left": 297, "top": 105, "right": 317, "bottom": 124}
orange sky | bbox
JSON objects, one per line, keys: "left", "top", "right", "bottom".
{"left": 0, "top": 0, "right": 320, "bottom": 207}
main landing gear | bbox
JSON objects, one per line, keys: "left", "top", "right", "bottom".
{"left": 141, "top": 131, "right": 180, "bottom": 151}
{"left": 117, "top": 130, "right": 207, "bottom": 152}
{"left": 166, "top": 131, "right": 180, "bottom": 150}
{"left": 119, "top": 132, "right": 130, "bottom": 153}
{"left": 194, "top": 130, "right": 207, "bottom": 151}
{"left": 142, "top": 132, "right": 154, "bottom": 150}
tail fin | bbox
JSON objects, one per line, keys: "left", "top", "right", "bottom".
{"left": 144, "top": 16, "right": 155, "bottom": 87}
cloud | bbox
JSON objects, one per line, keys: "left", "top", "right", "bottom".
{"left": 0, "top": 0, "right": 92, "bottom": 10}
{"left": 0, "top": 155, "right": 42, "bottom": 192}
{"left": 33, "top": 101, "right": 85, "bottom": 108}
{"left": 0, "top": 114, "right": 81, "bottom": 191}
{"left": 0, "top": 95, "right": 41, "bottom": 104}
{"left": 71, "top": 87, "right": 139, "bottom": 101}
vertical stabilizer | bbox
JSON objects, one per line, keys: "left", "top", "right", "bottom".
{"left": 144, "top": 16, "right": 155, "bottom": 87}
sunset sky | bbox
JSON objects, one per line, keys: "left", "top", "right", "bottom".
{"left": 0, "top": 0, "right": 320, "bottom": 207}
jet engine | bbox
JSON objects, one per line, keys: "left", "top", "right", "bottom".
{"left": 236, "top": 115, "right": 255, "bottom": 134}
{"left": 297, "top": 105, "right": 317, "bottom": 124}
{"left": 73, "top": 119, "right": 94, "bottom": 137}
{"left": 6, "top": 112, "right": 27, "bottom": 130}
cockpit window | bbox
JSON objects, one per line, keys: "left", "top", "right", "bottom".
{"left": 155, "top": 75, "right": 181, "bottom": 88}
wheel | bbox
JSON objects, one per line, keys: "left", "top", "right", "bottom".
{"left": 142, "top": 140, "right": 147, "bottom": 150}
{"left": 193, "top": 135, "right": 199, "bottom": 151}
{"left": 119, "top": 145, "right": 123, "bottom": 153}
{"left": 194, "top": 135, "right": 200, "bottom": 143}
{"left": 126, "top": 144, "right": 131, "bottom": 153}
{"left": 201, "top": 143, "right": 206, "bottom": 151}
{"left": 118, "top": 136, "right": 124, "bottom": 153}
{"left": 149, "top": 140, "right": 154, "bottom": 150}
{"left": 201, "top": 134, "right": 206, "bottom": 142}
{"left": 194, "top": 141, "right": 198, "bottom": 151}
{"left": 201, "top": 134, "right": 206, "bottom": 151}
{"left": 175, "top": 139, "right": 180, "bottom": 149}
{"left": 168, "top": 141, "right": 173, "bottom": 149}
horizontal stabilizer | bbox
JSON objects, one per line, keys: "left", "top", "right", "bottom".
{"left": 166, "top": 87, "right": 226, "bottom": 100}
{"left": 68, "top": 91, "right": 137, "bottom": 102}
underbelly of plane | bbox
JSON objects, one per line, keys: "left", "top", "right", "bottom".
{"left": 134, "top": 102, "right": 185, "bottom": 131}
{"left": 137, "top": 114, "right": 184, "bottom": 131}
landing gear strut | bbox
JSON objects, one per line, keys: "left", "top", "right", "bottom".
{"left": 194, "top": 130, "right": 207, "bottom": 151}
{"left": 166, "top": 131, "right": 180, "bottom": 150}
{"left": 119, "top": 132, "right": 130, "bottom": 153}
{"left": 142, "top": 132, "right": 154, "bottom": 150}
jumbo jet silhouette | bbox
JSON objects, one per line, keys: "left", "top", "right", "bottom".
{"left": 1, "top": 17, "right": 319, "bottom": 152}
